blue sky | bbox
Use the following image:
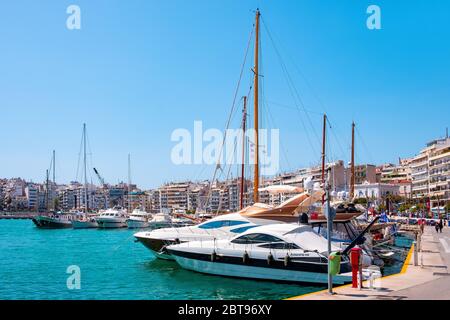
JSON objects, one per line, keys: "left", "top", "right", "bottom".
{"left": 0, "top": 0, "right": 449, "bottom": 189}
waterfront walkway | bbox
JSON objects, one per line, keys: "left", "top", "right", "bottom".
{"left": 288, "top": 226, "right": 450, "bottom": 300}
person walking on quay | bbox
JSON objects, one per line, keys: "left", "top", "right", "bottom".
{"left": 419, "top": 218, "right": 425, "bottom": 234}
{"left": 439, "top": 219, "right": 444, "bottom": 233}
{"left": 435, "top": 222, "right": 440, "bottom": 233}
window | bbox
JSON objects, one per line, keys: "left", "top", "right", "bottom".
{"left": 258, "top": 242, "right": 301, "bottom": 249}
{"left": 231, "top": 233, "right": 284, "bottom": 244}
{"left": 314, "top": 222, "right": 353, "bottom": 242}
{"left": 198, "top": 220, "right": 248, "bottom": 229}
{"left": 229, "top": 225, "right": 258, "bottom": 233}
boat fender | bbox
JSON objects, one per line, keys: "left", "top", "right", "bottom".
{"left": 267, "top": 253, "right": 274, "bottom": 265}
{"left": 211, "top": 251, "right": 217, "bottom": 262}
{"left": 284, "top": 255, "right": 290, "bottom": 267}
{"left": 243, "top": 252, "right": 250, "bottom": 264}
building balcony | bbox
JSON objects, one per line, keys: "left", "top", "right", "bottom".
{"left": 411, "top": 169, "right": 428, "bottom": 176}
{"left": 410, "top": 161, "right": 428, "bottom": 169}
{"left": 412, "top": 177, "right": 428, "bottom": 184}
{"left": 412, "top": 185, "right": 428, "bottom": 191}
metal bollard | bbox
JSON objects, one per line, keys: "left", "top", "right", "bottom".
{"left": 417, "top": 233, "right": 421, "bottom": 252}
{"left": 413, "top": 241, "right": 418, "bottom": 266}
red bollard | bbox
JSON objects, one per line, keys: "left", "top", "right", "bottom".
{"left": 350, "top": 247, "right": 362, "bottom": 289}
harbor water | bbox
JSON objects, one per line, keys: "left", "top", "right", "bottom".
{"left": 0, "top": 220, "right": 411, "bottom": 300}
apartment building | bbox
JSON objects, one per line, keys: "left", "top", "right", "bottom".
{"left": 125, "top": 190, "right": 147, "bottom": 212}
{"left": 379, "top": 161, "right": 412, "bottom": 184}
{"left": 407, "top": 136, "right": 450, "bottom": 212}
{"left": 352, "top": 164, "right": 377, "bottom": 185}
{"left": 428, "top": 138, "right": 449, "bottom": 208}
{"left": 25, "top": 184, "right": 39, "bottom": 210}
{"left": 152, "top": 182, "right": 191, "bottom": 213}
{"left": 307, "top": 160, "right": 348, "bottom": 192}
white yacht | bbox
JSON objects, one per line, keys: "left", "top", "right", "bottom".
{"left": 135, "top": 213, "right": 258, "bottom": 259}
{"left": 167, "top": 224, "right": 379, "bottom": 285}
{"left": 134, "top": 191, "right": 323, "bottom": 260}
{"left": 96, "top": 207, "right": 128, "bottom": 229}
{"left": 148, "top": 212, "right": 173, "bottom": 229}
{"left": 126, "top": 207, "right": 152, "bottom": 229}
{"left": 171, "top": 217, "right": 196, "bottom": 227}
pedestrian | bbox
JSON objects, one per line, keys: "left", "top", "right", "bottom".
{"left": 439, "top": 219, "right": 444, "bottom": 233}
{"left": 435, "top": 222, "right": 439, "bottom": 233}
{"left": 419, "top": 218, "right": 425, "bottom": 234}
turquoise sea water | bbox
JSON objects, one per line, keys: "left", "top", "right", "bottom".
{"left": 0, "top": 220, "right": 411, "bottom": 300}
{"left": 0, "top": 220, "right": 323, "bottom": 300}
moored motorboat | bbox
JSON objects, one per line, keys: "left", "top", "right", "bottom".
{"left": 171, "top": 217, "right": 196, "bottom": 227}
{"left": 148, "top": 212, "right": 173, "bottom": 229}
{"left": 134, "top": 212, "right": 259, "bottom": 260}
{"left": 96, "top": 207, "right": 128, "bottom": 229}
{"left": 126, "top": 207, "right": 152, "bottom": 229}
{"left": 167, "top": 224, "right": 367, "bottom": 285}
{"left": 134, "top": 190, "right": 323, "bottom": 260}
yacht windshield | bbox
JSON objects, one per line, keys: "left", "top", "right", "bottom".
{"left": 231, "top": 233, "right": 284, "bottom": 244}
{"left": 198, "top": 220, "right": 248, "bottom": 229}
{"left": 314, "top": 222, "right": 355, "bottom": 242}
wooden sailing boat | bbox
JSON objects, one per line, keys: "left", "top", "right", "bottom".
{"left": 310, "top": 120, "right": 364, "bottom": 221}
{"left": 192, "top": 9, "right": 322, "bottom": 220}
{"left": 32, "top": 151, "right": 75, "bottom": 229}
{"left": 234, "top": 9, "right": 326, "bottom": 221}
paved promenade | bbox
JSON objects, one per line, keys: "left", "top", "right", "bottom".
{"left": 288, "top": 225, "right": 450, "bottom": 300}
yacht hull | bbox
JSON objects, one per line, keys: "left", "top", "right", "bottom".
{"left": 170, "top": 251, "right": 352, "bottom": 285}
{"left": 134, "top": 236, "right": 176, "bottom": 260}
{"left": 127, "top": 220, "right": 150, "bottom": 229}
{"left": 32, "top": 216, "right": 73, "bottom": 229}
{"left": 72, "top": 220, "right": 98, "bottom": 229}
{"left": 96, "top": 219, "right": 127, "bottom": 229}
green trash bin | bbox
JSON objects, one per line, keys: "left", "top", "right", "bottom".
{"left": 329, "top": 252, "right": 341, "bottom": 276}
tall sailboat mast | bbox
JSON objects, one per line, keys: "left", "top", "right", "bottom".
{"left": 128, "top": 154, "right": 131, "bottom": 186}
{"left": 240, "top": 96, "right": 247, "bottom": 210}
{"left": 350, "top": 122, "right": 355, "bottom": 199}
{"left": 83, "top": 123, "right": 88, "bottom": 212}
{"left": 52, "top": 150, "right": 56, "bottom": 186}
{"left": 253, "top": 8, "right": 260, "bottom": 203}
{"left": 128, "top": 153, "right": 131, "bottom": 212}
{"left": 52, "top": 150, "right": 56, "bottom": 210}
{"left": 321, "top": 114, "right": 327, "bottom": 204}
{"left": 45, "top": 169, "right": 49, "bottom": 211}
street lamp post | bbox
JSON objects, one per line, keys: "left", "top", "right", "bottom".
{"left": 324, "top": 168, "right": 336, "bottom": 295}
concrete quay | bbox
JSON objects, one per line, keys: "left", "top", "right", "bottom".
{"left": 288, "top": 226, "right": 450, "bottom": 300}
